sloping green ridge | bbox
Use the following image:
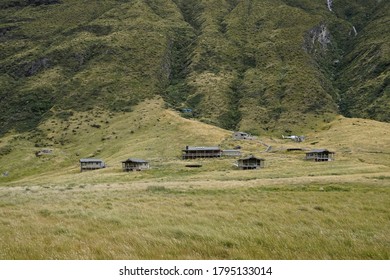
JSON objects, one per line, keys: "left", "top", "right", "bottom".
{"left": 0, "top": 0, "right": 388, "bottom": 136}
{"left": 337, "top": 0, "right": 390, "bottom": 121}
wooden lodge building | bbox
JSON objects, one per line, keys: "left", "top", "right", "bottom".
{"left": 122, "top": 158, "right": 149, "bottom": 171}
{"left": 236, "top": 155, "right": 265, "bottom": 170}
{"left": 305, "top": 149, "right": 335, "bottom": 161}
{"left": 79, "top": 158, "right": 105, "bottom": 172}
{"left": 182, "top": 146, "right": 222, "bottom": 159}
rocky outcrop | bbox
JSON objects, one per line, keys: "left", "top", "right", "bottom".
{"left": 327, "top": 0, "right": 333, "bottom": 12}
{"left": 304, "top": 23, "right": 331, "bottom": 53}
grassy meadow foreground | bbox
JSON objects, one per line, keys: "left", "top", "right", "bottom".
{"left": 0, "top": 99, "right": 389, "bottom": 259}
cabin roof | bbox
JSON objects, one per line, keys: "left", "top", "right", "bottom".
{"left": 238, "top": 155, "right": 265, "bottom": 161}
{"left": 183, "top": 146, "right": 221, "bottom": 151}
{"left": 307, "top": 149, "right": 334, "bottom": 153}
{"left": 122, "top": 158, "right": 149, "bottom": 163}
{"left": 79, "top": 158, "right": 104, "bottom": 163}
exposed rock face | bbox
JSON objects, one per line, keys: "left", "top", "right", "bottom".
{"left": 304, "top": 24, "right": 331, "bottom": 53}
{"left": 24, "top": 58, "right": 50, "bottom": 77}
{"left": 327, "top": 0, "right": 333, "bottom": 11}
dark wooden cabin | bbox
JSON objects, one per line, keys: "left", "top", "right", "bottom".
{"left": 305, "top": 149, "right": 335, "bottom": 161}
{"left": 122, "top": 158, "right": 149, "bottom": 171}
{"left": 182, "top": 146, "right": 222, "bottom": 159}
{"left": 79, "top": 158, "right": 105, "bottom": 172}
{"left": 236, "top": 155, "right": 265, "bottom": 170}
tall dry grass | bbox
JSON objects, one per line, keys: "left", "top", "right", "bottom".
{"left": 0, "top": 180, "right": 389, "bottom": 259}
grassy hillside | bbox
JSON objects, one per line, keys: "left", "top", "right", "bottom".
{"left": 0, "top": 97, "right": 389, "bottom": 185}
{"left": 337, "top": 0, "right": 390, "bottom": 121}
{"left": 0, "top": 0, "right": 388, "bottom": 137}
{"left": 0, "top": 98, "right": 224, "bottom": 183}
{"left": 0, "top": 0, "right": 389, "bottom": 260}
{"left": 0, "top": 98, "right": 389, "bottom": 259}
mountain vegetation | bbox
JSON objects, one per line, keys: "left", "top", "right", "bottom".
{"left": 0, "top": 0, "right": 389, "bottom": 137}
{"left": 1, "top": 1, "right": 389, "bottom": 260}
{"left": 0, "top": 98, "right": 389, "bottom": 259}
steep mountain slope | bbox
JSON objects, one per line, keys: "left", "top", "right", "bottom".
{"left": 0, "top": 0, "right": 181, "bottom": 134}
{"left": 0, "top": 0, "right": 388, "bottom": 137}
{"left": 336, "top": 0, "right": 390, "bottom": 121}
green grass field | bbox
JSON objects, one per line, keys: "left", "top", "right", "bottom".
{"left": 0, "top": 99, "right": 389, "bottom": 259}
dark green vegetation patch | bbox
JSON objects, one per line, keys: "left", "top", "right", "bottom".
{"left": 0, "top": 0, "right": 389, "bottom": 136}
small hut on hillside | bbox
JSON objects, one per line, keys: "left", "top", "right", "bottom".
{"left": 122, "top": 158, "right": 149, "bottom": 171}
{"left": 35, "top": 149, "right": 53, "bottom": 157}
{"left": 233, "top": 131, "right": 254, "bottom": 140}
{"left": 79, "top": 158, "right": 105, "bottom": 172}
{"left": 236, "top": 155, "right": 265, "bottom": 170}
{"left": 182, "top": 146, "right": 222, "bottom": 159}
{"left": 222, "top": 149, "right": 242, "bottom": 157}
{"left": 305, "top": 149, "right": 335, "bottom": 161}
